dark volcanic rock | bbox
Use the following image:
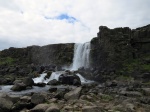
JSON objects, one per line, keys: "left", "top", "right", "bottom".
{"left": 90, "top": 24, "right": 150, "bottom": 81}
{"left": 31, "top": 93, "right": 46, "bottom": 105}
{"left": 0, "top": 43, "right": 74, "bottom": 66}
{"left": 11, "top": 83, "right": 26, "bottom": 91}
{"left": 47, "top": 79, "right": 59, "bottom": 85}
{"left": 22, "top": 77, "right": 34, "bottom": 87}
{"left": 58, "top": 74, "right": 81, "bottom": 85}
{"left": 91, "top": 25, "right": 150, "bottom": 68}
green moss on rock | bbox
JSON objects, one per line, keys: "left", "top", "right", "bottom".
{"left": 0, "top": 57, "right": 16, "bottom": 65}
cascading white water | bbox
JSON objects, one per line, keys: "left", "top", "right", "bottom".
{"left": 71, "top": 42, "right": 91, "bottom": 70}
{"left": 33, "top": 72, "right": 93, "bottom": 84}
{"left": 33, "top": 72, "right": 65, "bottom": 84}
{"left": 33, "top": 73, "right": 47, "bottom": 83}
{"left": 33, "top": 42, "right": 92, "bottom": 84}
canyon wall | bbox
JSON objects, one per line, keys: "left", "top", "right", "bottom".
{"left": 0, "top": 43, "right": 74, "bottom": 66}
{"left": 90, "top": 24, "right": 150, "bottom": 75}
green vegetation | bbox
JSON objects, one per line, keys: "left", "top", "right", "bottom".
{"left": 0, "top": 57, "right": 16, "bottom": 65}
{"left": 121, "top": 54, "right": 150, "bottom": 73}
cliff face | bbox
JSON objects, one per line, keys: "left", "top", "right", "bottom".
{"left": 90, "top": 25, "right": 150, "bottom": 73}
{"left": 0, "top": 43, "right": 74, "bottom": 66}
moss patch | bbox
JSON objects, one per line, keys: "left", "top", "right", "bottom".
{"left": 0, "top": 57, "right": 16, "bottom": 65}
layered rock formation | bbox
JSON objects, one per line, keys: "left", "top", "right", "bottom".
{"left": 0, "top": 43, "right": 74, "bottom": 66}
{"left": 91, "top": 24, "right": 150, "bottom": 74}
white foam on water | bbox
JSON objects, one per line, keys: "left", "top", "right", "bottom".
{"left": 76, "top": 73, "right": 94, "bottom": 84}
{"left": 33, "top": 73, "right": 47, "bottom": 83}
{"left": 33, "top": 71, "right": 65, "bottom": 84}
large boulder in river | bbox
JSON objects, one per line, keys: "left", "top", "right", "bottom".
{"left": 47, "top": 79, "right": 59, "bottom": 85}
{"left": 11, "top": 83, "right": 26, "bottom": 91}
{"left": 22, "top": 77, "right": 34, "bottom": 86}
{"left": 58, "top": 74, "right": 81, "bottom": 85}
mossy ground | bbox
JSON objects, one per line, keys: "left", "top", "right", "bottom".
{"left": 0, "top": 57, "right": 16, "bottom": 65}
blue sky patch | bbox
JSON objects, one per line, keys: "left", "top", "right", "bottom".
{"left": 56, "top": 14, "right": 77, "bottom": 23}
{"left": 45, "top": 14, "right": 77, "bottom": 23}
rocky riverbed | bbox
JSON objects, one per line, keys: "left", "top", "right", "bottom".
{"left": 0, "top": 76, "right": 150, "bottom": 112}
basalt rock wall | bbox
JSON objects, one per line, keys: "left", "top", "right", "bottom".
{"left": 90, "top": 24, "right": 150, "bottom": 72}
{"left": 0, "top": 43, "right": 74, "bottom": 66}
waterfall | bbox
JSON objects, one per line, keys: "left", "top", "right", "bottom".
{"left": 33, "top": 42, "right": 92, "bottom": 84}
{"left": 71, "top": 42, "right": 91, "bottom": 70}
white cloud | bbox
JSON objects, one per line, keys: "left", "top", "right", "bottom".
{"left": 0, "top": 0, "right": 150, "bottom": 50}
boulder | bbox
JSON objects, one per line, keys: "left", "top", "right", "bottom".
{"left": 22, "top": 77, "right": 34, "bottom": 86}
{"left": 45, "top": 104, "right": 60, "bottom": 112}
{"left": 47, "top": 79, "right": 59, "bottom": 85}
{"left": 58, "top": 74, "right": 81, "bottom": 85}
{"left": 0, "top": 97, "right": 13, "bottom": 112}
{"left": 11, "top": 83, "right": 26, "bottom": 91}
{"left": 64, "top": 87, "right": 82, "bottom": 100}
{"left": 30, "top": 104, "right": 49, "bottom": 112}
{"left": 31, "top": 93, "right": 45, "bottom": 105}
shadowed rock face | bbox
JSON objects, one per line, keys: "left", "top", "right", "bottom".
{"left": 90, "top": 24, "right": 150, "bottom": 71}
{"left": 0, "top": 43, "right": 74, "bottom": 66}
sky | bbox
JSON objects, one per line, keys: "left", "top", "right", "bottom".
{"left": 0, "top": 0, "right": 150, "bottom": 50}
